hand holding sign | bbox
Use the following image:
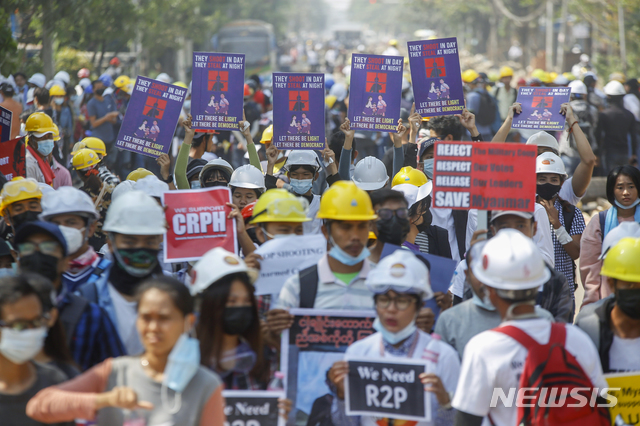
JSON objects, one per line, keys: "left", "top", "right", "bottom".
{"left": 419, "top": 373, "right": 450, "bottom": 406}
{"left": 329, "top": 360, "right": 349, "bottom": 399}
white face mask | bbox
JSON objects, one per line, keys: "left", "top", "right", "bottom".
{"left": 0, "top": 327, "right": 47, "bottom": 364}
{"left": 59, "top": 225, "right": 84, "bottom": 254}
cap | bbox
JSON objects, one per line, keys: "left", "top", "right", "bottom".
{"left": 15, "top": 221, "right": 68, "bottom": 256}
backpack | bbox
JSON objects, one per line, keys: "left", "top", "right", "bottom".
{"left": 494, "top": 323, "right": 611, "bottom": 426}
{"left": 475, "top": 91, "right": 497, "bottom": 126}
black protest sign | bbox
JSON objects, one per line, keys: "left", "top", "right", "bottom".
{"left": 223, "top": 391, "right": 284, "bottom": 426}
{"left": 345, "top": 357, "right": 429, "bottom": 421}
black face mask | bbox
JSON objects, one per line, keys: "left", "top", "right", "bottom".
{"left": 11, "top": 210, "right": 41, "bottom": 230}
{"left": 376, "top": 216, "right": 410, "bottom": 245}
{"left": 109, "top": 249, "right": 161, "bottom": 296}
{"left": 222, "top": 306, "right": 254, "bottom": 335}
{"left": 95, "top": 88, "right": 105, "bottom": 96}
{"left": 616, "top": 288, "right": 640, "bottom": 320}
{"left": 536, "top": 183, "right": 561, "bottom": 201}
{"left": 416, "top": 200, "right": 433, "bottom": 233}
{"left": 20, "top": 252, "right": 60, "bottom": 283}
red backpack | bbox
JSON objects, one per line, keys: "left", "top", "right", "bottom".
{"left": 494, "top": 323, "right": 611, "bottom": 426}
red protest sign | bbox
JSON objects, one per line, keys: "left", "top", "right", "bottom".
{"left": 0, "top": 137, "right": 26, "bottom": 180}
{"left": 432, "top": 141, "right": 536, "bottom": 212}
{"left": 162, "top": 187, "right": 238, "bottom": 262}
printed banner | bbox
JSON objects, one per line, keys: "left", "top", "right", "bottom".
{"left": 408, "top": 38, "right": 464, "bottom": 117}
{"left": 0, "top": 136, "right": 25, "bottom": 180}
{"left": 116, "top": 76, "right": 186, "bottom": 158}
{"left": 344, "top": 357, "right": 429, "bottom": 422}
{"left": 604, "top": 372, "right": 640, "bottom": 426}
{"left": 512, "top": 87, "right": 571, "bottom": 130}
{"left": 272, "top": 73, "right": 325, "bottom": 150}
{"left": 281, "top": 309, "right": 376, "bottom": 426}
{"left": 253, "top": 234, "right": 326, "bottom": 296}
{"left": 432, "top": 141, "right": 537, "bottom": 211}
{"left": 348, "top": 54, "right": 403, "bottom": 132}
{"left": 162, "top": 187, "right": 238, "bottom": 262}
{"left": 191, "top": 52, "right": 245, "bottom": 131}
{"left": 0, "top": 106, "right": 12, "bottom": 142}
{"left": 223, "top": 391, "right": 285, "bottom": 426}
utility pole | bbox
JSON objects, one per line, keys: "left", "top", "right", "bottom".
{"left": 556, "top": 0, "right": 568, "bottom": 72}
{"left": 618, "top": 1, "right": 627, "bottom": 74}
{"left": 545, "top": 0, "right": 554, "bottom": 71}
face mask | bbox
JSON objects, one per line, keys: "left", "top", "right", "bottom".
{"left": 615, "top": 198, "right": 640, "bottom": 210}
{"left": 0, "top": 267, "right": 15, "bottom": 278}
{"left": 95, "top": 88, "right": 105, "bottom": 96}
{"left": 416, "top": 202, "right": 433, "bottom": 233}
{"left": 328, "top": 236, "right": 370, "bottom": 266}
{"left": 373, "top": 317, "right": 417, "bottom": 345}
{"left": 53, "top": 97, "right": 64, "bottom": 105}
{"left": 536, "top": 183, "right": 561, "bottom": 201}
{"left": 616, "top": 288, "right": 640, "bottom": 319}
{"left": 0, "top": 327, "right": 47, "bottom": 364}
{"left": 59, "top": 226, "right": 84, "bottom": 255}
{"left": 162, "top": 333, "right": 201, "bottom": 414}
{"left": 110, "top": 248, "right": 159, "bottom": 296}
{"left": 423, "top": 159, "right": 434, "bottom": 179}
{"left": 376, "top": 216, "right": 410, "bottom": 245}
{"left": 183, "top": 100, "right": 191, "bottom": 112}
{"left": 222, "top": 306, "right": 254, "bottom": 335}
{"left": 471, "top": 286, "right": 496, "bottom": 311}
{"left": 11, "top": 210, "right": 41, "bottom": 229}
{"left": 190, "top": 180, "right": 201, "bottom": 189}
{"left": 20, "top": 252, "right": 60, "bottom": 283}
{"left": 289, "top": 178, "right": 313, "bottom": 195}
{"left": 36, "top": 140, "right": 54, "bottom": 156}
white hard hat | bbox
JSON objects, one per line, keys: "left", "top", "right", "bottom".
{"left": 416, "top": 181, "right": 433, "bottom": 203}
{"left": 156, "top": 73, "right": 171, "bottom": 83}
{"left": 37, "top": 183, "right": 55, "bottom": 195}
{"left": 392, "top": 184, "right": 419, "bottom": 208}
{"left": 366, "top": 249, "right": 433, "bottom": 300}
{"left": 111, "top": 180, "right": 136, "bottom": 201}
{"left": 28, "top": 73, "right": 46, "bottom": 88}
{"left": 134, "top": 175, "right": 169, "bottom": 199}
{"left": 553, "top": 75, "right": 569, "bottom": 86}
{"left": 526, "top": 131, "right": 559, "bottom": 153}
{"left": 284, "top": 150, "right": 321, "bottom": 172}
{"left": 45, "top": 79, "right": 64, "bottom": 90}
{"left": 79, "top": 78, "right": 92, "bottom": 89}
{"left": 40, "top": 186, "right": 100, "bottom": 221}
{"left": 200, "top": 158, "right": 234, "bottom": 187}
{"left": 600, "top": 222, "right": 640, "bottom": 259}
{"left": 568, "top": 80, "right": 587, "bottom": 95}
{"left": 229, "top": 164, "right": 265, "bottom": 190}
{"left": 103, "top": 190, "right": 166, "bottom": 235}
{"left": 580, "top": 54, "right": 590, "bottom": 63}
{"left": 604, "top": 80, "right": 626, "bottom": 96}
{"left": 536, "top": 152, "right": 566, "bottom": 176}
{"left": 470, "top": 228, "right": 551, "bottom": 290}
{"left": 352, "top": 157, "right": 389, "bottom": 191}
{"left": 190, "top": 247, "right": 256, "bottom": 296}
{"left": 53, "top": 71, "right": 70, "bottom": 85}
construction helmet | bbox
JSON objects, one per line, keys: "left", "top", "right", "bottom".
{"left": 563, "top": 72, "right": 576, "bottom": 81}
{"left": 389, "top": 39, "right": 398, "bottom": 47}
{"left": 200, "top": 158, "right": 234, "bottom": 187}
{"left": 352, "top": 157, "right": 389, "bottom": 191}
{"left": 393, "top": 184, "right": 419, "bottom": 208}
{"left": 284, "top": 150, "right": 321, "bottom": 172}
{"left": 601, "top": 237, "right": 640, "bottom": 282}
{"left": 229, "top": 165, "right": 265, "bottom": 190}
{"left": 568, "top": 80, "right": 587, "bottom": 95}
{"left": 536, "top": 152, "right": 567, "bottom": 177}
{"left": 609, "top": 72, "right": 626, "bottom": 84}
{"left": 52, "top": 124, "right": 60, "bottom": 142}
{"left": 316, "top": 181, "right": 377, "bottom": 221}
{"left": 54, "top": 71, "right": 70, "bottom": 85}
{"left": 134, "top": 175, "right": 169, "bottom": 199}
{"left": 0, "top": 178, "right": 42, "bottom": 214}
{"left": 173, "top": 81, "right": 188, "bottom": 89}
{"left": 71, "top": 148, "right": 101, "bottom": 171}
{"left": 70, "top": 141, "right": 87, "bottom": 156}
{"left": 49, "top": 85, "right": 66, "bottom": 97}
{"left": 40, "top": 186, "right": 100, "bottom": 221}
{"left": 499, "top": 66, "right": 514, "bottom": 78}
{"left": 114, "top": 75, "right": 131, "bottom": 89}
{"left": 604, "top": 80, "right": 626, "bottom": 96}
{"left": 127, "top": 168, "right": 154, "bottom": 182}
{"left": 526, "top": 131, "right": 559, "bottom": 153}
{"left": 241, "top": 201, "right": 257, "bottom": 220}
{"left": 531, "top": 69, "right": 547, "bottom": 82}
{"left": 366, "top": 249, "right": 433, "bottom": 300}
{"left": 391, "top": 166, "right": 428, "bottom": 188}
{"left": 600, "top": 222, "right": 640, "bottom": 260}
{"left": 462, "top": 69, "right": 480, "bottom": 84}
{"left": 80, "top": 137, "right": 107, "bottom": 156}
{"left": 190, "top": 247, "right": 256, "bottom": 296}
{"left": 25, "top": 112, "right": 56, "bottom": 137}
{"left": 103, "top": 190, "right": 166, "bottom": 235}
{"left": 111, "top": 180, "right": 136, "bottom": 201}
{"left": 78, "top": 68, "right": 91, "bottom": 79}
{"left": 260, "top": 125, "right": 274, "bottom": 143}
{"left": 250, "top": 188, "right": 310, "bottom": 224}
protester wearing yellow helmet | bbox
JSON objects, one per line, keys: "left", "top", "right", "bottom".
{"left": 45, "top": 124, "right": 74, "bottom": 189}
{"left": 260, "top": 125, "right": 273, "bottom": 144}
{"left": 73, "top": 137, "right": 120, "bottom": 186}
{"left": 461, "top": 69, "right": 480, "bottom": 84}
{"left": 0, "top": 177, "right": 43, "bottom": 234}
{"left": 126, "top": 168, "right": 154, "bottom": 181}
{"left": 392, "top": 166, "right": 428, "bottom": 187}
{"left": 24, "top": 112, "right": 57, "bottom": 185}
{"left": 494, "top": 66, "right": 518, "bottom": 121}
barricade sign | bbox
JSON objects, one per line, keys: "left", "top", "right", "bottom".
{"left": 223, "top": 390, "right": 285, "bottom": 426}
{"left": 604, "top": 372, "right": 640, "bottom": 426}
{"left": 0, "top": 106, "right": 12, "bottom": 142}
{"left": 512, "top": 87, "right": 571, "bottom": 130}
{"left": 0, "top": 136, "right": 25, "bottom": 180}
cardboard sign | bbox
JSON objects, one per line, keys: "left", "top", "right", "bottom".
{"left": 191, "top": 52, "right": 245, "bottom": 131}
{"left": 281, "top": 309, "right": 375, "bottom": 426}
{"left": 162, "top": 187, "right": 237, "bottom": 262}
{"left": 512, "top": 87, "right": 571, "bottom": 130}
{"left": 0, "top": 106, "right": 12, "bottom": 142}
{"left": 253, "top": 234, "right": 326, "bottom": 296}
{"left": 0, "top": 136, "right": 25, "bottom": 180}
{"left": 345, "top": 357, "right": 429, "bottom": 421}
{"left": 348, "top": 54, "right": 403, "bottom": 132}
{"left": 605, "top": 372, "right": 640, "bottom": 426}
{"left": 432, "top": 141, "right": 537, "bottom": 211}
{"left": 223, "top": 390, "right": 285, "bottom": 426}
{"left": 408, "top": 38, "right": 464, "bottom": 117}
{"left": 116, "top": 76, "right": 186, "bottom": 158}
{"left": 272, "top": 73, "right": 325, "bottom": 150}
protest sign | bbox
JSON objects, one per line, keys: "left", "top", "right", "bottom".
{"left": 0, "top": 136, "right": 25, "bottom": 180}
{"left": 253, "top": 234, "right": 326, "bottom": 296}
{"left": 408, "top": 38, "right": 464, "bottom": 117}
{"left": 431, "top": 141, "right": 537, "bottom": 211}
{"left": 348, "top": 54, "right": 403, "bottom": 132}
{"left": 272, "top": 73, "right": 324, "bottom": 150}
{"left": 116, "top": 76, "right": 186, "bottom": 158}
{"left": 191, "top": 52, "right": 245, "bottom": 132}
{"left": 344, "top": 357, "right": 429, "bottom": 421}
{"left": 162, "top": 187, "right": 237, "bottom": 262}
{"left": 223, "top": 391, "right": 285, "bottom": 426}
{"left": 512, "top": 87, "right": 571, "bottom": 130}
{"left": 0, "top": 106, "right": 12, "bottom": 142}
{"left": 281, "top": 309, "right": 376, "bottom": 426}
{"left": 604, "top": 372, "right": 640, "bottom": 426}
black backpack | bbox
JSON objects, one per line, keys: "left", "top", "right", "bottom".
{"left": 475, "top": 91, "right": 497, "bottom": 125}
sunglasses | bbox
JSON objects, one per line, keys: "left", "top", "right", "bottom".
{"left": 376, "top": 208, "right": 409, "bottom": 221}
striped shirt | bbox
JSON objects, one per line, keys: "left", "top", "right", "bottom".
{"left": 552, "top": 198, "right": 586, "bottom": 297}
{"left": 414, "top": 231, "right": 430, "bottom": 254}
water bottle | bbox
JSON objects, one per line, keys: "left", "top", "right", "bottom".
{"left": 267, "top": 371, "right": 285, "bottom": 391}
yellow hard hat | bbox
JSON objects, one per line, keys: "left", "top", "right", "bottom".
{"left": 601, "top": 237, "right": 640, "bottom": 282}
{"left": 563, "top": 72, "right": 576, "bottom": 81}
{"left": 80, "top": 137, "right": 107, "bottom": 156}
{"left": 368, "top": 231, "right": 377, "bottom": 240}
{"left": 260, "top": 125, "right": 273, "bottom": 144}
{"left": 316, "top": 181, "right": 377, "bottom": 221}
{"left": 499, "top": 66, "right": 514, "bottom": 78}
{"left": 127, "top": 168, "right": 154, "bottom": 181}
{"left": 49, "top": 85, "right": 66, "bottom": 97}
{"left": 52, "top": 124, "right": 60, "bottom": 142}
{"left": 609, "top": 72, "right": 626, "bottom": 84}
{"left": 0, "top": 177, "right": 42, "bottom": 214}
{"left": 250, "top": 189, "right": 311, "bottom": 224}
{"left": 531, "top": 69, "right": 546, "bottom": 82}
{"left": 392, "top": 166, "right": 428, "bottom": 187}
{"left": 325, "top": 95, "right": 337, "bottom": 109}
{"left": 389, "top": 39, "right": 398, "bottom": 47}
{"left": 173, "top": 81, "right": 188, "bottom": 89}
{"left": 549, "top": 72, "right": 558, "bottom": 81}
{"left": 72, "top": 148, "right": 101, "bottom": 171}
{"left": 70, "top": 141, "right": 87, "bottom": 156}
{"left": 462, "top": 69, "right": 480, "bottom": 84}
{"left": 114, "top": 75, "right": 131, "bottom": 89}
{"left": 25, "top": 112, "right": 56, "bottom": 137}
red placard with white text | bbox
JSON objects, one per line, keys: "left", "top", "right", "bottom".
{"left": 432, "top": 141, "right": 536, "bottom": 211}
{"left": 162, "top": 187, "right": 237, "bottom": 262}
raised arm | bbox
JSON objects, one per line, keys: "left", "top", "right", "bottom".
{"left": 491, "top": 102, "right": 522, "bottom": 142}
{"left": 338, "top": 119, "right": 355, "bottom": 180}
{"left": 561, "top": 103, "right": 596, "bottom": 197}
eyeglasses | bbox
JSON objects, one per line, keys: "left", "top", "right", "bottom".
{"left": 17, "top": 241, "right": 61, "bottom": 257}
{"left": 376, "top": 208, "right": 409, "bottom": 221}
{"left": 375, "top": 294, "right": 416, "bottom": 311}
{"left": 0, "top": 314, "right": 50, "bottom": 331}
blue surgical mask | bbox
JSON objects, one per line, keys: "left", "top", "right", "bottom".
{"left": 190, "top": 180, "right": 201, "bottom": 189}
{"left": 36, "top": 140, "right": 54, "bottom": 156}
{"left": 373, "top": 317, "right": 417, "bottom": 345}
{"left": 615, "top": 199, "right": 640, "bottom": 210}
{"left": 423, "top": 159, "right": 434, "bottom": 179}
{"left": 53, "top": 97, "right": 64, "bottom": 105}
{"left": 328, "top": 236, "right": 370, "bottom": 266}
{"left": 162, "top": 333, "right": 201, "bottom": 413}
{"left": 471, "top": 287, "right": 496, "bottom": 311}
{"left": 289, "top": 178, "right": 313, "bottom": 195}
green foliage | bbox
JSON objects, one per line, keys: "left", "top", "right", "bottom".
{"left": 0, "top": 10, "right": 19, "bottom": 75}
